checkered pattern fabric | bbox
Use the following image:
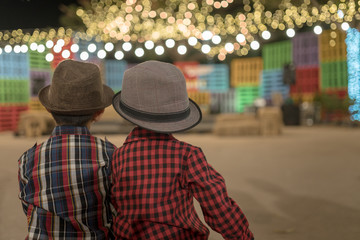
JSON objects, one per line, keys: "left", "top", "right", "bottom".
{"left": 18, "top": 126, "right": 116, "bottom": 239}
{"left": 110, "top": 127, "right": 253, "bottom": 240}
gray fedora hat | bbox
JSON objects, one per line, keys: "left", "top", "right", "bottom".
{"left": 39, "top": 59, "right": 114, "bottom": 115}
{"left": 112, "top": 60, "right": 202, "bottom": 133}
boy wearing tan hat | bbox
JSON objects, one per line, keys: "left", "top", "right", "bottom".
{"left": 18, "top": 60, "right": 116, "bottom": 239}
{"left": 111, "top": 60, "right": 254, "bottom": 239}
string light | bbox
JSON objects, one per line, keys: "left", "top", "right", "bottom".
{"left": 0, "top": 1, "right": 358, "bottom": 59}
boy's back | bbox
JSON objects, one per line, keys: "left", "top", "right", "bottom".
{"left": 110, "top": 127, "right": 252, "bottom": 239}
{"left": 18, "top": 60, "right": 116, "bottom": 239}
{"left": 111, "top": 60, "right": 253, "bottom": 239}
{"left": 19, "top": 126, "right": 115, "bottom": 239}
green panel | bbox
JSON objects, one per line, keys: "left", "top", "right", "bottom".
{"left": 235, "top": 86, "right": 259, "bottom": 113}
{"left": 320, "top": 61, "right": 348, "bottom": 89}
{"left": 263, "top": 40, "right": 292, "bottom": 70}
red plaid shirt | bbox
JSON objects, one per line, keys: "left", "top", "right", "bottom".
{"left": 110, "top": 127, "right": 253, "bottom": 240}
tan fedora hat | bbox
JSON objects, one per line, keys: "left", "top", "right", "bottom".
{"left": 112, "top": 60, "right": 202, "bottom": 133}
{"left": 39, "top": 60, "right": 114, "bottom": 115}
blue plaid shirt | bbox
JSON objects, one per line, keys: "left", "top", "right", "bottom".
{"left": 18, "top": 126, "right": 116, "bottom": 239}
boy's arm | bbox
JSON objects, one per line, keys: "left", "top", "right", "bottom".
{"left": 18, "top": 151, "right": 30, "bottom": 215}
{"left": 186, "top": 148, "right": 254, "bottom": 240}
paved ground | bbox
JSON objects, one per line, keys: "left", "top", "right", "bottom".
{"left": 1, "top": 126, "right": 360, "bottom": 240}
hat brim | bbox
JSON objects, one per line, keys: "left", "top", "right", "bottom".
{"left": 39, "top": 84, "right": 115, "bottom": 115}
{"left": 112, "top": 91, "right": 202, "bottom": 133}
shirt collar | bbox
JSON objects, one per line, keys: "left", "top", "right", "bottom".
{"left": 124, "top": 127, "right": 176, "bottom": 144}
{"left": 51, "top": 125, "right": 91, "bottom": 136}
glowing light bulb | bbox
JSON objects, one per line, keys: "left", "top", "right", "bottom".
{"left": 30, "top": 43, "right": 38, "bottom": 51}
{"left": 115, "top": 50, "right": 124, "bottom": 60}
{"left": 88, "top": 43, "right": 97, "bottom": 53}
{"left": 37, "top": 44, "right": 45, "bottom": 53}
{"left": 165, "top": 39, "right": 175, "bottom": 48}
{"left": 122, "top": 42, "right": 132, "bottom": 51}
{"left": 70, "top": 44, "right": 79, "bottom": 53}
{"left": 250, "top": 41, "right": 260, "bottom": 50}
{"left": 46, "top": 40, "right": 54, "bottom": 49}
{"left": 341, "top": 22, "right": 350, "bottom": 31}
{"left": 262, "top": 30, "right": 271, "bottom": 40}
{"left": 20, "top": 45, "right": 28, "bottom": 53}
{"left": 212, "top": 35, "right": 221, "bottom": 44}
{"left": 135, "top": 48, "right": 144, "bottom": 57}
{"left": 104, "top": 42, "right": 114, "bottom": 52}
{"left": 236, "top": 34, "right": 246, "bottom": 43}
{"left": 286, "top": 28, "right": 296, "bottom": 38}
{"left": 62, "top": 50, "right": 71, "bottom": 58}
{"left": 225, "top": 43, "right": 234, "bottom": 52}
{"left": 13, "top": 45, "right": 21, "bottom": 53}
{"left": 314, "top": 26, "right": 323, "bottom": 35}
{"left": 202, "top": 30, "right": 213, "bottom": 40}
{"left": 45, "top": 53, "right": 54, "bottom": 62}
{"left": 53, "top": 45, "right": 62, "bottom": 53}
{"left": 4, "top": 45, "right": 12, "bottom": 53}
{"left": 97, "top": 49, "right": 106, "bottom": 59}
{"left": 144, "top": 40, "right": 154, "bottom": 50}
{"left": 57, "top": 39, "right": 65, "bottom": 47}
{"left": 177, "top": 45, "right": 187, "bottom": 55}
{"left": 201, "top": 44, "right": 211, "bottom": 54}
{"left": 155, "top": 46, "right": 165, "bottom": 55}
{"left": 80, "top": 51, "right": 89, "bottom": 60}
{"left": 188, "top": 37, "right": 198, "bottom": 46}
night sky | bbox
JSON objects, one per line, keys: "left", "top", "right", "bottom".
{"left": 0, "top": 0, "right": 79, "bottom": 30}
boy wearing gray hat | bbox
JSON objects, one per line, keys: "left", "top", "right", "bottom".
{"left": 111, "top": 60, "right": 254, "bottom": 239}
{"left": 18, "top": 60, "right": 116, "bottom": 239}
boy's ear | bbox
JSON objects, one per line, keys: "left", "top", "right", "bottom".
{"left": 92, "top": 109, "right": 105, "bottom": 122}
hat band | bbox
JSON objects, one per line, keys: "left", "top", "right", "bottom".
{"left": 120, "top": 100, "right": 190, "bottom": 123}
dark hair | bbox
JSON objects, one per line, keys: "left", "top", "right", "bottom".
{"left": 50, "top": 112, "right": 94, "bottom": 126}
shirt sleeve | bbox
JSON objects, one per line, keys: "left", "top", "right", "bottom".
{"left": 186, "top": 147, "right": 254, "bottom": 240}
{"left": 18, "top": 151, "right": 30, "bottom": 215}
